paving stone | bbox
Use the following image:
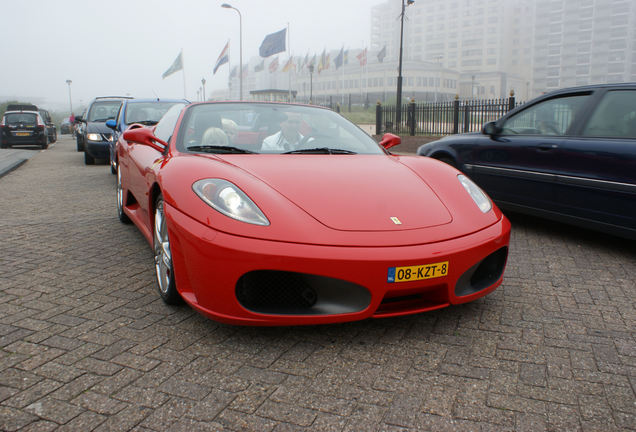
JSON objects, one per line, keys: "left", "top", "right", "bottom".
{"left": 0, "top": 137, "right": 635, "bottom": 430}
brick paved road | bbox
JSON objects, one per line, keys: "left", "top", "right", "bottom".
{"left": 1, "top": 137, "right": 635, "bottom": 431}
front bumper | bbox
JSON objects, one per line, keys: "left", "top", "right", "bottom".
{"left": 85, "top": 140, "right": 111, "bottom": 159}
{"left": 166, "top": 202, "right": 511, "bottom": 326}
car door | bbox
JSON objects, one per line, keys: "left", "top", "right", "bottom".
{"left": 468, "top": 92, "right": 593, "bottom": 212}
{"left": 553, "top": 88, "right": 636, "bottom": 235}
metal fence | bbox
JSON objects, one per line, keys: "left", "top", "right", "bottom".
{"left": 376, "top": 96, "right": 524, "bottom": 136}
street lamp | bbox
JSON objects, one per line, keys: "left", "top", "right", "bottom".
{"left": 308, "top": 64, "right": 314, "bottom": 104}
{"left": 201, "top": 78, "right": 206, "bottom": 101}
{"left": 65, "top": 79, "right": 73, "bottom": 113}
{"left": 222, "top": 3, "right": 243, "bottom": 100}
{"left": 396, "top": 0, "right": 414, "bottom": 128}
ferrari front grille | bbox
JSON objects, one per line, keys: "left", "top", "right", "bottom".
{"left": 236, "top": 270, "right": 371, "bottom": 316}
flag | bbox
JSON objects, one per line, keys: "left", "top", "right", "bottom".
{"left": 282, "top": 56, "right": 294, "bottom": 72}
{"left": 254, "top": 60, "right": 265, "bottom": 72}
{"left": 259, "top": 28, "right": 286, "bottom": 57}
{"left": 377, "top": 45, "right": 386, "bottom": 63}
{"left": 269, "top": 57, "right": 279, "bottom": 73}
{"left": 213, "top": 41, "right": 229, "bottom": 75}
{"left": 334, "top": 47, "right": 344, "bottom": 69}
{"left": 318, "top": 50, "right": 326, "bottom": 73}
{"left": 356, "top": 48, "right": 367, "bottom": 66}
{"left": 344, "top": 49, "right": 349, "bottom": 64}
{"left": 162, "top": 51, "right": 183, "bottom": 79}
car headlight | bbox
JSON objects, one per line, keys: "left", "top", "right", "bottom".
{"left": 192, "top": 179, "right": 270, "bottom": 226}
{"left": 87, "top": 133, "right": 103, "bottom": 141}
{"left": 458, "top": 174, "right": 492, "bottom": 213}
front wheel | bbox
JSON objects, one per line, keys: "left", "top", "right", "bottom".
{"left": 153, "top": 195, "right": 181, "bottom": 304}
{"left": 116, "top": 165, "right": 131, "bottom": 224}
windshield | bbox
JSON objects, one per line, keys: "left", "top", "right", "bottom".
{"left": 5, "top": 113, "right": 38, "bottom": 126}
{"left": 177, "top": 103, "right": 383, "bottom": 155}
{"left": 87, "top": 101, "right": 122, "bottom": 122}
{"left": 124, "top": 102, "right": 185, "bottom": 125}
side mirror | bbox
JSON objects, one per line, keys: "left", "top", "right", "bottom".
{"left": 122, "top": 126, "right": 168, "bottom": 152}
{"left": 482, "top": 122, "right": 502, "bottom": 136}
{"left": 105, "top": 119, "right": 117, "bottom": 130}
{"left": 379, "top": 133, "right": 401, "bottom": 150}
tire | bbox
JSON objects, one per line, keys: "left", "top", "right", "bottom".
{"left": 76, "top": 138, "right": 84, "bottom": 152}
{"left": 153, "top": 194, "right": 181, "bottom": 304}
{"left": 84, "top": 151, "right": 95, "bottom": 165}
{"left": 41, "top": 136, "right": 49, "bottom": 149}
{"left": 116, "top": 164, "right": 131, "bottom": 224}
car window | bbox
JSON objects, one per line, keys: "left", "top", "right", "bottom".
{"left": 501, "top": 94, "right": 590, "bottom": 136}
{"left": 154, "top": 104, "right": 186, "bottom": 143}
{"left": 87, "top": 101, "right": 122, "bottom": 122}
{"left": 581, "top": 90, "right": 636, "bottom": 139}
{"left": 177, "top": 103, "right": 383, "bottom": 154}
{"left": 125, "top": 102, "right": 186, "bottom": 125}
{"left": 4, "top": 113, "right": 38, "bottom": 125}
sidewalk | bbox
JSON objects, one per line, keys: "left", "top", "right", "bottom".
{"left": 0, "top": 147, "right": 40, "bottom": 178}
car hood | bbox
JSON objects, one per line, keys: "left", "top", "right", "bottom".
{"left": 85, "top": 122, "right": 113, "bottom": 134}
{"left": 219, "top": 155, "right": 452, "bottom": 232}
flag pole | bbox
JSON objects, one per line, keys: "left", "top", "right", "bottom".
{"left": 181, "top": 49, "right": 187, "bottom": 99}
{"left": 287, "top": 22, "right": 291, "bottom": 102}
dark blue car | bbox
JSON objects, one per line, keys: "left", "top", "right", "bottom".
{"left": 417, "top": 83, "right": 636, "bottom": 240}
{"left": 106, "top": 98, "right": 188, "bottom": 174}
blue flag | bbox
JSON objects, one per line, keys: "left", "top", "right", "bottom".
{"left": 259, "top": 28, "right": 286, "bottom": 58}
{"left": 334, "top": 47, "right": 344, "bottom": 69}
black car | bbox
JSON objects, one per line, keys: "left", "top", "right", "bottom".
{"left": 1, "top": 109, "right": 50, "bottom": 149}
{"left": 417, "top": 83, "right": 636, "bottom": 240}
{"left": 37, "top": 108, "right": 57, "bottom": 144}
{"left": 3, "top": 104, "right": 56, "bottom": 145}
{"left": 76, "top": 96, "right": 132, "bottom": 165}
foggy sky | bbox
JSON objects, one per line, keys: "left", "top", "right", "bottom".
{"left": 0, "top": 0, "right": 379, "bottom": 111}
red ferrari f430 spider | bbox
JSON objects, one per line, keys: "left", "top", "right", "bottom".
{"left": 117, "top": 102, "right": 510, "bottom": 325}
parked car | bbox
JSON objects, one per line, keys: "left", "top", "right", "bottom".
{"left": 417, "top": 83, "right": 636, "bottom": 240}
{"left": 75, "top": 108, "right": 86, "bottom": 150}
{"left": 116, "top": 101, "right": 510, "bottom": 325}
{"left": 76, "top": 96, "right": 132, "bottom": 164}
{"left": 1, "top": 108, "right": 50, "bottom": 149}
{"left": 60, "top": 118, "right": 73, "bottom": 134}
{"left": 38, "top": 108, "right": 57, "bottom": 144}
{"left": 106, "top": 98, "right": 188, "bottom": 174}
{"left": 4, "top": 104, "right": 56, "bottom": 145}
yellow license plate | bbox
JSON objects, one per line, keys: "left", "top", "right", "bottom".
{"left": 16, "top": 132, "right": 30, "bottom": 136}
{"left": 387, "top": 261, "right": 449, "bottom": 283}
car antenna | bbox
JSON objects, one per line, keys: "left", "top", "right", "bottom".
{"left": 151, "top": 89, "right": 160, "bottom": 102}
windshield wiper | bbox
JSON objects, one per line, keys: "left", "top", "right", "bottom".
{"left": 186, "top": 145, "right": 255, "bottom": 154}
{"left": 129, "top": 120, "right": 158, "bottom": 126}
{"left": 283, "top": 147, "right": 357, "bottom": 155}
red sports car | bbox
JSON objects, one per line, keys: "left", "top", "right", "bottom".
{"left": 117, "top": 102, "right": 510, "bottom": 326}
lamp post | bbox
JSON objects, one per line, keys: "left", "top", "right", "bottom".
{"left": 308, "top": 64, "right": 314, "bottom": 103}
{"left": 396, "top": 0, "right": 414, "bottom": 128}
{"left": 201, "top": 78, "right": 206, "bottom": 101}
{"left": 221, "top": 3, "right": 243, "bottom": 100}
{"left": 65, "top": 79, "right": 73, "bottom": 113}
